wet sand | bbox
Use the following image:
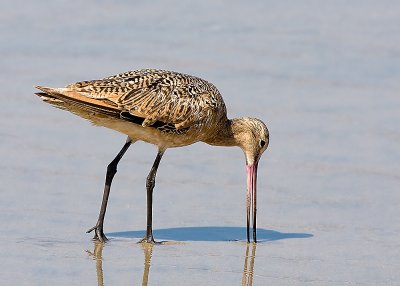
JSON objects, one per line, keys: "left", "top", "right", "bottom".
{"left": 1, "top": 1, "right": 399, "bottom": 285}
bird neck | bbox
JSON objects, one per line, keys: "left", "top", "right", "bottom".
{"left": 203, "top": 118, "right": 244, "bottom": 147}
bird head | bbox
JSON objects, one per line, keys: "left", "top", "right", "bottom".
{"left": 231, "top": 117, "right": 269, "bottom": 165}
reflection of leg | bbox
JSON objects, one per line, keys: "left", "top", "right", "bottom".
{"left": 140, "top": 148, "right": 165, "bottom": 244}
{"left": 141, "top": 243, "right": 154, "bottom": 286}
{"left": 249, "top": 243, "right": 256, "bottom": 284}
{"left": 242, "top": 243, "right": 257, "bottom": 286}
{"left": 87, "top": 138, "right": 132, "bottom": 242}
{"left": 86, "top": 241, "right": 105, "bottom": 286}
{"left": 242, "top": 244, "right": 250, "bottom": 286}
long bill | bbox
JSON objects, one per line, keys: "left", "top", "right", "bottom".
{"left": 246, "top": 162, "right": 258, "bottom": 243}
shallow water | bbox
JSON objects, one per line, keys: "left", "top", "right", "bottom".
{"left": 1, "top": 0, "right": 400, "bottom": 285}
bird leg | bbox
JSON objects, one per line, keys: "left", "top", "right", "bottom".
{"left": 139, "top": 149, "right": 165, "bottom": 244}
{"left": 87, "top": 138, "right": 132, "bottom": 242}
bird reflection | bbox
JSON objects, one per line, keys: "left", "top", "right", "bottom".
{"left": 242, "top": 243, "right": 257, "bottom": 286}
{"left": 87, "top": 241, "right": 256, "bottom": 285}
{"left": 86, "top": 241, "right": 105, "bottom": 286}
{"left": 140, "top": 242, "right": 154, "bottom": 286}
{"left": 86, "top": 241, "right": 154, "bottom": 286}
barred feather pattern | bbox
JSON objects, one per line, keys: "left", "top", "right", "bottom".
{"left": 67, "top": 69, "right": 227, "bottom": 134}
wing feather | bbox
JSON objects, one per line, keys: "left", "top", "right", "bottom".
{"left": 67, "top": 69, "right": 226, "bottom": 129}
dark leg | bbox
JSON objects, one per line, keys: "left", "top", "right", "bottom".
{"left": 139, "top": 149, "right": 165, "bottom": 244}
{"left": 87, "top": 137, "right": 132, "bottom": 242}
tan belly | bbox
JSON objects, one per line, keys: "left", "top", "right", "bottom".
{"left": 87, "top": 113, "right": 201, "bottom": 148}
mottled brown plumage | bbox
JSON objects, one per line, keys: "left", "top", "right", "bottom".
{"left": 35, "top": 69, "right": 269, "bottom": 243}
{"left": 68, "top": 69, "right": 226, "bottom": 130}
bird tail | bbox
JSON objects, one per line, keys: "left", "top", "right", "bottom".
{"left": 35, "top": 86, "right": 121, "bottom": 117}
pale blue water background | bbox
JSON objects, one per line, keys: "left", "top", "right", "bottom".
{"left": 0, "top": 0, "right": 399, "bottom": 285}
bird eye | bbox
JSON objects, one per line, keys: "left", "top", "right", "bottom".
{"left": 260, "top": 140, "right": 266, "bottom": 148}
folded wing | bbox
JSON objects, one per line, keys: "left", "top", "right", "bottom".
{"left": 67, "top": 69, "right": 227, "bottom": 130}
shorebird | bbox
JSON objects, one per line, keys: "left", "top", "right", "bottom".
{"left": 35, "top": 69, "right": 269, "bottom": 243}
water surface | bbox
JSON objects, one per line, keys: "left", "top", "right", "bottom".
{"left": 1, "top": 0, "right": 399, "bottom": 285}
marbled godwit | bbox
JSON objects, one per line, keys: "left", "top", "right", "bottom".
{"left": 35, "top": 69, "right": 269, "bottom": 243}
